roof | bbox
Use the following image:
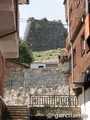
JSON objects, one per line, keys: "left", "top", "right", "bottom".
{"left": 6, "top": 59, "right": 30, "bottom": 68}
{"left": 31, "top": 61, "right": 59, "bottom": 65}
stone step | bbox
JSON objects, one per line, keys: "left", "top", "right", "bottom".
{"left": 3, "top": 105, "right": 28, "bottom": 120}
{"left": 6, "top": 105, "right": 27, "bottom": 108}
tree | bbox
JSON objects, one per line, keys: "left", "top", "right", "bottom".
{"left": 9, "top": 41, "right": 34, "bottom": 65}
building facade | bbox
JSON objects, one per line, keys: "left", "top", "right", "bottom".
{"left": 64, "top": 0, "right": 90, "bottom": 120}
{"left": 0, "top": 0, "right": 29, "bottom": 119}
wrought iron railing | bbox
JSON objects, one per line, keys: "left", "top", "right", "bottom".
{"left": 29, "top": 95, "right": 78, "bottom": 107}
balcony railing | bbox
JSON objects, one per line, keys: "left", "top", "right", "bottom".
{"left": 29, "top": 95, "right": 78, "bottom": 107}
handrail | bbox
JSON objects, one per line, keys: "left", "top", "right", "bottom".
{"left": 29, "top": 95, "right": 78, "bottom": 107}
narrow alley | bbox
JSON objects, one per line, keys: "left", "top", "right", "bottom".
{"left": 0, "top": 0, "right": 90, "bottom": 120}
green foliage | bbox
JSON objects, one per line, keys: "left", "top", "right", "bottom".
{"left": 44, "top": 103, "right": 51, "bottom": 115}
{"left": 44, "top": 103, "right": 50, "bottom": 109}
{"left": 9, "top": 41, "right": 34, "bottom": 65}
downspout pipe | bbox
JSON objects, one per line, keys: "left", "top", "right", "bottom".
{"left": 67, "top": 0, "right": 74, "bottom": 84}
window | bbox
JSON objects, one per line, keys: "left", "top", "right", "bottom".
{"left": 73, "top": 49, "right": 76, "bottom": 67}
{"left": 85, "top": 0, "right": 88, "bottom": 15}
{"left": 85, "top": 0, "right": 90, "bottom": 15}
{"left": 84, "top": 67, "right": 90, "bottom": 89}
{"left": 38, "top": 66, "right": 44, "bottom": 68}
{"left": 89, "top": 2, "right": 90, "bottom": 13}
{"left": 81, "top": 33, "right": 85, "bottom": 56}
{"left": 86, "top": 36, "right": 90, "bottom": 53}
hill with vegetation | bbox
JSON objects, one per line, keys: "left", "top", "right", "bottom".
{"left": 33, "top": 48, "right": 65, "bottom": 62}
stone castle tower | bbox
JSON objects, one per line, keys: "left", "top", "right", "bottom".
{"left": 24, "top": 17, "right": 67, "bottom": 51}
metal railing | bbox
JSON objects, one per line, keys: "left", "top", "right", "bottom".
{"left": 29, "top": 95, "right": 77, "bottom": 107}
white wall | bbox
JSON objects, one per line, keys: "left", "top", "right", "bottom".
{"left": 31, "top": 63, "right": 46, "bottom": 69}
{"left": 78, "top": 87, "right": 90, "bottom": 120}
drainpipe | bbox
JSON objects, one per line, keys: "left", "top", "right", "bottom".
{"left": 71, "top": 42, "right": 74, "bottom": 84}
{"left": 67, "top": 0, "right": 74, "bottom": 110}
{"left": 83, "top": 0, "right": 89, "bottom": 114}
{"left": 67, "top": 0, "right": 74, "bottom": 84}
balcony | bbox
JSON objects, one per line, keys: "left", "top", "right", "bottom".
{"left": 0, "top": 0, "right": 18, "bottom": 58}
{"left": 0, "top": 0, "right": 16, "bottom": 37}
{"left": 19, "top": 0, "right": 29, "bottom": 4}
{"left": 66, "top": 35, "right": 70, "bottom": 50}
{"left": 0, "top": 33, "right": 19, "bottom": 58}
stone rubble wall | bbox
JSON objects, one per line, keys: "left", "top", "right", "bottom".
{"left": 4, "top": 62, "right": 69, "bottom": 88}
{"left": 4, "top": 62, "right": 74, "bottom": 105}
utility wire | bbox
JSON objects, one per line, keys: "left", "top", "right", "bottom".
{"left": 20, "top": 18, "right": 27, "bottom": 21}
{"left": 20, "top": 21, "right": 27, "bottom": 23}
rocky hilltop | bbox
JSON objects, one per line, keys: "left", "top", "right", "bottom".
{"left": 24, "top": 18, "right": 67, "bottom": 51}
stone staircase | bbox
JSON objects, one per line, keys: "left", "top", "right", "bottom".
{"left": 3, "top": 105, "right": 28, "bottom": 120}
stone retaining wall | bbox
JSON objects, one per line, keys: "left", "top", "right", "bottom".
{"left": 4, "top": 62, "right": 75, "bottom": 105}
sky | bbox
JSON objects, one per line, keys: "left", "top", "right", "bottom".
{"left": 19, "top": 0, "right": 66, "bottom": 39}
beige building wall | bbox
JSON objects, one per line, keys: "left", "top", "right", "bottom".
{"left": 0, "top": 0, "right": 19, "bottom": 58}
{"left": 0, "top": 0, "right": 29, "bottom": 119}
{"left": 78, "top": 88, "right": 90, "bottom": 120}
